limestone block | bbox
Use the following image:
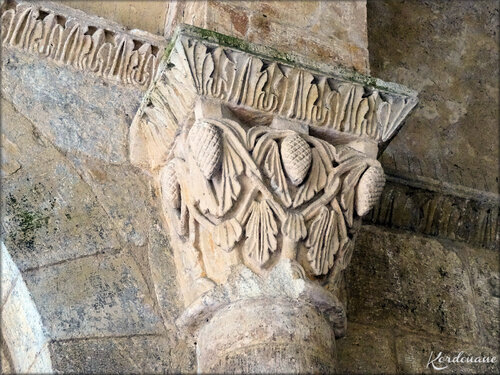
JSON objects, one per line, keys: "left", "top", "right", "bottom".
{"left": 1, "top": 1, "right": 166, "bottom": 89}
{"left": 27, "top": 343, "right": 53, "bottom": 373}
{"left": 346, "top": 226, "right": 479, "bottom": 342}
{"left": 370, "top": 0, "right": 499, "bottom": 193}
{"left": 1, "top": 345, "right": 12, "bottom": 373}
{"left": 394, "top": 335, "right": 433, "bottom": 374}
{"left": 461, "top": 244, "right": 500, "bottom": 348}
{"left": 2, "top": 48, "right": 141, "bottom": 163}
{"left": 1, "top": 99, "right": 121, "bottom": 270}
{"left": 245, "top": 14, "right": 368, "bottom": 74}
{"left": 23, "top": 251, "right": 163, "bottom": 340}
{"left": 1, "top": 244, "right": 52, "bottom": 373}
{"left": 365, "top": 178, "right": 500, "bottom": 250}
{"left": 147, "top": 223, "right": 185, "bottom": 331}
{"left": 336, "top": 322, "right": 397, "bottom": 374}
{"left": 50, "top": 335, "right": 195, "bottom": 374}
{"left": 67, "top": 155, "right": 160, "bottom": 247}
{"left": 1, "top": 242, "right": 20, "bottom": 305}
{"left": 2, "top": 284, "right": 47, "bottom": 372}
{"left": 395, "top": 334, "right": 499, "bottom": 374}
{"left": 0, "top": 133, "right": 21, "bottom": 178}
{"left": 59, "top": 1, "right": 168, "bottom": 35}
{"left": 130, "top": 25, "right": 416, "bottom": 372}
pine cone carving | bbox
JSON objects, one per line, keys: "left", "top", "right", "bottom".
{"left": 281, "top": 134, "right": 312, "bottom": 186}
{"left": 187, "top": 120, "right": 222, "bottom": 179}
{"left": 355, "top": 166, "right": 385, "bottom": 217}
{"left": 159, "top": 161, "right": 181, "bottom": 209}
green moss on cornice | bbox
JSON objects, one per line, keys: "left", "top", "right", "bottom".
{"left": 161, "top": 24, "right": 417, "bottom": 98}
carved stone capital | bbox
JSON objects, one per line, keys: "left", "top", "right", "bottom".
{"left": 131, "top": 25, "right": 417, "bottom": 373}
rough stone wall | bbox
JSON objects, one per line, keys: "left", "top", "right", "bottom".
{"left": 55, "top": 0, "right": 370, "bottom": 74}
{"left": 1, "top": 47, "right": 195, "bottom": 372}
{"left": 334, "top": 1, "right": 500, "bottom": 372}
{"left": 1, "top": 1, "right": 499, "bottom": 374}
{"left": 370, "top": 0, "right": 499, "bottom": 194}
{"left": 337, "top": 226, "right": 499, "bottom": 374}
{"left": 166, "top": 0, "right": 369, "bottom": 73}
{"left": 59, "top": 0, "right": 167, "bottom": 35}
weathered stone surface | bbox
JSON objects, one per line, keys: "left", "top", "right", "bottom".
{"left": 346, "top": 226, "right": 479, "bottom": 342}
{"left": 23, "top": 251, "right": 163, "bottom": 339}
{"left": 459, "top": 244, "right": 500, "bottom": 349}
{"left": 395, "top": 334, "right": 499, "bottom": 374}
{"left": 394, "top": 335, "right": 433, "bottom": 374}
{"left": 365, "top": 178, "right": 500, "bottom": 250}
{"left": 59, "top": 0, "right": 168, "bottom": 35}
{"left": 2, "top": 47, "right": 142, "bottom": 164}
{"left": 147, "top": 222, "right": 184, "bottom": 331}
{"left": 369, "top": 0, "right": 499, "bottom": 194}
{"left": 1, "top": 344, "right": 13, "bottom": 373}
{"left": 1, "top": 242, "right": 20, "bottom": 305}
{"left": 0, "top": 133, "right": 21, "bottom": 178}
{"left": 50, "top": 335, "right": 195, "bottom": 374}
{"left": 197, "top": 298, "right": 337, "bottom": 373}
{"left": 1, "top": 99, "right": 121, "bottom": 270}
{"left": 2, "top": 282, "right": 49, "bottom": 372}
{"left": 1, "top": 1, "right": 497, "bottom": 373}
{"left": 27, "top": 342, "right": 53, "bottom": 373}
{"left": 67, "top": 155, "right": 159, "bottom": 247}
{"left": 164, "top": 0, "right": 369, "bottom": 74}
{"left": 1, "top": 244, "right": 53, "bottom": 373}
{"left": 336, "top": 322, "right": 397, "bottom": 374}
{"left": 130, "top": 23, "right": 416, "bottom": 373}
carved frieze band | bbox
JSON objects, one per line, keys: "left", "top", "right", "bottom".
{"left": 367, "top": 176, "right": 500, "bottom": 250}
{"left": 133, "top": 30, "right": 418, "bottom": 171}
{"left": 1, "top": 0, "right": 166, "bottom": 89}
{"left": 178, "top": 37, "right": 417, "bottom": 142}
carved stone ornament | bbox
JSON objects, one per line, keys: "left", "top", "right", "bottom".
{"left": 1, "top": 0, "right": 165, "bottom": 89}
{"left": 131, "top": 25, "right": 417, "bottom": 373}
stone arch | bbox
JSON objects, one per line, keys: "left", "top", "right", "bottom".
{"left": 1, "top": 243, "right": 53, "bottom": 373}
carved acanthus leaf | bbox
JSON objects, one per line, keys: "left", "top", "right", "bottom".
{"left": 340, "top": 163, "right": 368, "bottom": 227}
{"left": 183, "top": 39, "right": 215, "bottom": 95}
{"left": 262, "top": 140, "right": 292, "bottom": 207}
{"left": 306, "top": 206, "right": 341, "bottom": 276}
{"left": 213, "top": 218, "right": 243, "bottom": 252}
{"left": 293, "top": 148, "right": 328, "bottom": 208}
{"left": 1, "top": 1, "right": 163, "bottom": 88}
{"left": 245, "top": 200, "right": 278, "bottom": 266}
{"left": 213, "top": 139, "right": 245, "bottom": 216}
{"left": 166, "top": 36, "right": 418, "bottom": 143}
{"left": 282, "top": 213, "right": 307, "bottom": 241}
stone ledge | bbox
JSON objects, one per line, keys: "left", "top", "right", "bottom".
{"left": 365, "top": 174, "right": 500, "bottom": 250}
